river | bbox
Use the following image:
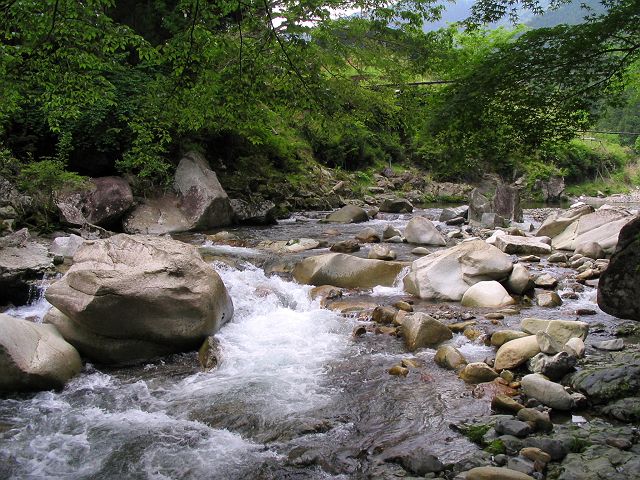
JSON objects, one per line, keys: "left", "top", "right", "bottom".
{"left": 0, "top": 207, "right": 628, "bottom": 479}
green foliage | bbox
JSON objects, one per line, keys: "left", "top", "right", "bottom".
{"left": 484, "top": 439, "right": 506, "bottom": 455}
{"left": 568, "top": 436, "right": 591, "bottom": 453}
{"left": 461, "top": 423, "right": 491, "bottom": 445}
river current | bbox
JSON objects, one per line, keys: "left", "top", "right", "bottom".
{"left": 0, "top": 207, "right": 627, "bottom": 479}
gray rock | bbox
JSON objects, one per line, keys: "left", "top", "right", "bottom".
{"left": 592, "top": 339, "right": 624, "bottom": 351}
{"left": 387, "top": 448, "right": 443, "bottom": 475}
{"left": 434, "top": 345, "right": 467, "bottom": 370}
{"left": 468, "top": 189, "right": 491, "bottom": 225}
{"left": 601, "top": 397, "right": 640, "bottom": 423}
{"left": 0, "top": 314, "right": 82, "bottom": 391}
{"left": 323, "top": 204, "right": 369, "bottom": 223}
{"left": 534, "top": 273, "right": 558, "bottom": 289}
{"left": 330, "top": 240, "right": 360, "bottom": 253}
{"left": 230, "top": 198, "right": 277, "bottom": 225}
{"left": 495, "top": 235, "right": 551, "bottom": 255}
{"left": 574, "top": 241, "right": 606, "bottom": 260}
{"left": 521, "top": 373, "right": 574, "bottom": 410}
{"left": 49, "top": 234, "right": 84, "bottom": 259}
{"left": 548, "top": 252, "right": 569, "bottom": 263}
{"left": 536, "top": 291, "right": 562, "bottom": 307}
{"left": 507, "top": 263, "right": 533, "bottom": 294}
{"left": 506, "top": 456, "right": 535, "bottom": 476}
{"left": 522, "top": 437, "right": 568, "bottom": 461}
{"left": 537, "top": 204, "right": 593, "bottom": 239}
{"left": 555, "top": 444, "right": 640, "bottom": 480}
{"left": 461, "top": 281, "right": 515, "bottom": 308}
{"left": 493, "top": 183, "right": 523, "bottom": 223}
{"left": 368, "top": 244, "right": 397, "bottom": 261}
{"left": 481, "top": 212, "right": 507, "bottom": 229}
{"left": 379, "top": 198, "right": 413, "bottom": 213}
{"left": 495, "top": 418, "right": 533, "bottom": 438}
{"left": 440, "top": 205, "right": 468, "bottom": 222}
{"left": 44, "top": 234, "right": 233, "bottom": 364}
{"left": 383, "top": 224, "right": 402, "bottom": 240}
{"left": 568, "top": 351, "right": 640, "bottom": 403}
{"left": 293, "top": 253, "right": 405, "bottom": 288}
{"left": 404, "top": 216, "right": 446, "bottom": 246}
{"left": 528, "top": 352, "right": 577, "bottom": 381}
{"left": 355, "top": 227, "right": 381, "bottom": 243}
{"left": 404, "top": 240, "right": 513, "bottom": 301}
{"left": 521, "top": 318, "right": 589, "bottom": 344}
{"left": 536, "top": 331, "right": 565, "bottom": 355}
{"left": 402, "top": 313, "right": 452, "bottom": 351}
{"left": 459, "top": 362, "right": 499, "bottom": 383}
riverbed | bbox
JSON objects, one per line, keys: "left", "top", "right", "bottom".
{"left": 0, "top": 207, "right": 634, "bottom": 479}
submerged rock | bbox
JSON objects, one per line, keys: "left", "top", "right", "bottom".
{"left": 404, "top": 240, "right": 513, "bottom": 301}
{"left": 44, "top": 234, "right": 233, "bottom": 365}
{"left": 0, "top": 314, "right": 82, "bottom": 391}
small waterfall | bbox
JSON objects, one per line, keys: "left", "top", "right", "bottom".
{"left": 370, "top": 265, "right": 411, "bottom": 297}
{"left": 4, "top": 273, "right": 56, "bottom": 322}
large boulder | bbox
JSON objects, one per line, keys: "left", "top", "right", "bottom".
{"left": 404, "top": 240, "right": 513, "bottom": 300}
{"left": 493, "top": 183, "right": 523, "bottom": 223}
{"left": 461, "top": 280, "right": 515, "bottom": 308}
{"left": 551, "top": 207, "right": 634, "bottom": 253}
{"left": 534, "top": 176, "right": 565, "bottom": 203}
{"left": 293, "top": 253, "right": 405, "bottom": 289}
{"left": 323, "top": 204, "right": 369, "bottom": 223}
{"left": 536, "top": 204, "right": 594, "bottom": 239}
{"left": 0, "top": 314, "right": 82, "bottom": 391}
{"left": 494, "top": 235, "right": 551, "bottom": 255}
{"left": 56, "top": 176, "right": 134, "bottom": 228}
{"left": 468, "top": 189, "right": 491, "bottom": 224}
{"left": 598, "top": 216, "right": 640, "bottom": 320}
{"left": 520, "top": 318, "right": 588, "bottom": 344}
{"left": 0, "top": 229, "right": 54, "bottom": 304}
{"left": 401, "top": 313, "right": 452, "bottom": 351}
{"left": 44, "top": 234, "right": 233, "bottom": 364}
{"left": 403, "top": 217, "right": 446, "bottom": 246}
{"left": 507, "top": 264, "right": 533, "bottom": 295}
{"left": 124, "top": 152, "right": 233, "bottom": 233}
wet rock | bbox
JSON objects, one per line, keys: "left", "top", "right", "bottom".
{"left": 0, "top": 314, "right": 82, "bottom": 392}
{"left": 294, "top": 253, "right": 404, "bottom": 289}
{"left": 382, "top": 224, "right": 403, "bottom": 240}
{"left": 495, "top": 418, "right": 532, "bottom": 438}
{"left": 462, "top": 281, "right": 515, "bottom": 308}
{"left": 284, "top": 238, "right": 320, "bottom": 253}
{"left": 507, "top": 264, "right": 533, "bottom": 295}
{"left": 459, "top": 362, "right": 498, "bottom": 383}
{"left": 529, "top": 352, "right": 577, "bottom": 381}
{"left": 355, "top": 227, "right": 380, "bottom": 243}
{"left": 552, "top": 207, "right": 634, "bottom": 254}
{"left": 323, "top": 204, "right": 369, "bottom": 223}
{"left": 555, "top": 444, "right": 640, "bottom": 480}
{"left": 464, "top": 466, "right": 535, "bottom": 480}
{"left": 536, "top": 331, "right": 565, "bottom": 355}
{"left": 521, "top": 318, "right": 589, "bottom": 344}
{"left": 386, "top": 448, "right": 443, "bottom": 475}
{"left": 403, "top": 216, "right": 446, "bottom": 246}
{"left": 495, "top": 336, "right": 540, "bottom": 371}
{"left": 534, "top": 273, "right": 558, "bottom": 289}
{"left": 521, "top": 373, "right": 574, "bottom": 410}
{"left": 435, "top": 345, "right": 467, "bottom": 370}
{"left": 520, "top": 447, "right": 551, "bottom": 465}
{"left": 495, "top": 235, "right": 551, "bottom": 255}
{"left": 386, "top": 235, "right": 404, "bottom": 243}
{"left": 379, "top": 198, "right": 413, "bottom": 213}
{"left": 491, "top": 330, "right": 530, "bottom": 347}
{"left": 330, "top": 240, "right": 360, "bottom": 253}
{"left": 388, "top": 365, "right": 409, "bottom": 377}
{"left": 372, "top": 306, "right": 397, "bottom": 324}
{"left": 394, "top": 300, "right": 413, "bottom": 312}
{"left": 522, "top": 437, "right": 568, "bottom": 461}
{"left": 597, "top": 216, "right": 640, "bottom": 321}
{"left": 567, "top": 350, "right": 640, "bottom": 403}
{"left": 592, "top": 339, "right": 624, "bottom": 351}
{"left": 492, "top": 394, "right": 524, "bottom": 414}
{"left": 506, "top": 456, "right": 535, "bottom": 476}
{"left": 517, "top": 408, "right": 553, "bottom": 433}
{"left": 411, "top": 246, "right": 429, "bottom": 255}
{"left": 548, "top": 252, "right": 569, "bottom": 263}
{"left": 198, "top": 336, "right": 221, "bottom": 371}
{"left": 404, "top": 240, "right": 513, "bottom": 301}
{"left": 601, "top": 397, "right": 640, "bottom": 423}
{"left": 605, "top": 437, "right": 632, "bottom": 450}
{"left": 368, "top": 244, "right": 397, "bottom": 260}
{"left": 402, "top": 313, "right": 452, "bottom": 351}
{"left": 44, "top": 234, "right": 233, "bottom": 365}
{"left": 230, "top": 198, "right": 277, "bottom": 225}
{"left": 519, "top": 255, "right": 540, "bottom": 262}
{"left": 536, "top": 291, "right": 563, "bottom": 307}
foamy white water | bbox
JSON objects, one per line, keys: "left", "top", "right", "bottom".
{"left": 0, "top": 263, "right": 353, "bottom": 479}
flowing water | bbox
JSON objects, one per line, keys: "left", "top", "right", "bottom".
{"left": 0, "top": 207, "right": 631, "bottom": 479}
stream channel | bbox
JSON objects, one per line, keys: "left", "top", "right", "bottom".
{"left": 0, "top": 206, "right": 630, "bottom": 479}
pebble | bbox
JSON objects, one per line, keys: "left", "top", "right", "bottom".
{"left": 575, "top": 308, "right": 596, "bottom": 315}
{"left": 394, "top": 301, "right": 413, "bottom": 312}
{"left": 448, "top": 320, "right": 477, "bottom": 332}
{"left": 352, "top": 325, "right": 367, "bottom": 337}
{"left": 388, "top": 365, "right": 409, "bottom": 377}
{"left": 519, "top": 255, "right": 541, "bottom": 262}
{"left": 486, "top": 313, "right": 505, "bottom": 320}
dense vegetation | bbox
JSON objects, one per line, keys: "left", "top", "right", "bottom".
{"left": 0, "top": 0, "right": 638, "bottom": 215}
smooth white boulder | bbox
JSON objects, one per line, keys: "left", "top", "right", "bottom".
{"left": 403, "top": 216, "right": 446, "bottom": 246}
{"left": 461, "top": 281, "right": 515, "bottom": 308}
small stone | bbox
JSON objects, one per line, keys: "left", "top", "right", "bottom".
{"left": 372, "top": 306, "right": 397, "bottom": 324}
{"left": 563, "top": 337, "right": 585, "bottom": 358}
{"left": 198, "top": 336, "right": 222, "bottom": 372}
{"left": 500, "top": 370, "right": 515, "bottom": 383}
{"left": 330, "top": 240, "right": 360, "bottom": 253}
{"left": 536, "top": 291, "right": 562, "bottom": 308}
{"left": 605, "top": 437, "right": 632, "bottom": 450}
{"left": 516, "top": 408, "right": 553, "bottom": 433}
{"left": 375, "top": 326, "right": 398, "bottom": 335}
{"left": 449, "top": 320, "right": 477, "bottom": 333}
{"left": 536, "top": 331, "right": 564, "bottom": 355}
{"left": 519, "top": 255, "right": 540, "bottom": 262}
{"left": 491, "top": 330, "right": 529, "bottom": 347}
{"left": 388, "top": 365, "right": 409, "bottom": 376}
{"left": 492, "top": 394, "right": 524, "bottom": 413}
{"left": 464, "top": 327, "right": 483, "bottom": 341}
{"left": 401, "top": 358, "right": 421, "bottom": 369}
{"left": 486, "top": 313, "right": 505, "bottom": 320}
{"left": 368, "top": 244, "right": 396, "bottom": 260}
{"left": 547, "top": 253, "right": 568, "bottom": 263}
{"left": 459, "top": 362, "right": 499, "bottom": 383}
{"left": 495, "top": 419, "right": 533, "bottom": 438}
{"left": 519, "top": 447, "right": 551, "bottom": 465}
{"left": 411, "top": 247, "right": 430, "bottom": 255}
{"left": 575, "top": 308, "right": 596, "bottom": 316}
{"left": 592, "top": 338, "right": 624, "bottom": 351}
{"left": 352, "top": 325, "right": 367, "bottom": 337}
{"left": 464, "top": 466, "right": 535, "bottom": 480}
{"left": 506, "top": 456, "right": 535, "bottom": 476}
{"left": 534, "top": 273, "right": 558, "bottom": 289}
{"left": 434, "top": 345, "right": 467, "bottom": 370}
{"left": 394, "top": 301, "right": 413, "bottom": 312}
